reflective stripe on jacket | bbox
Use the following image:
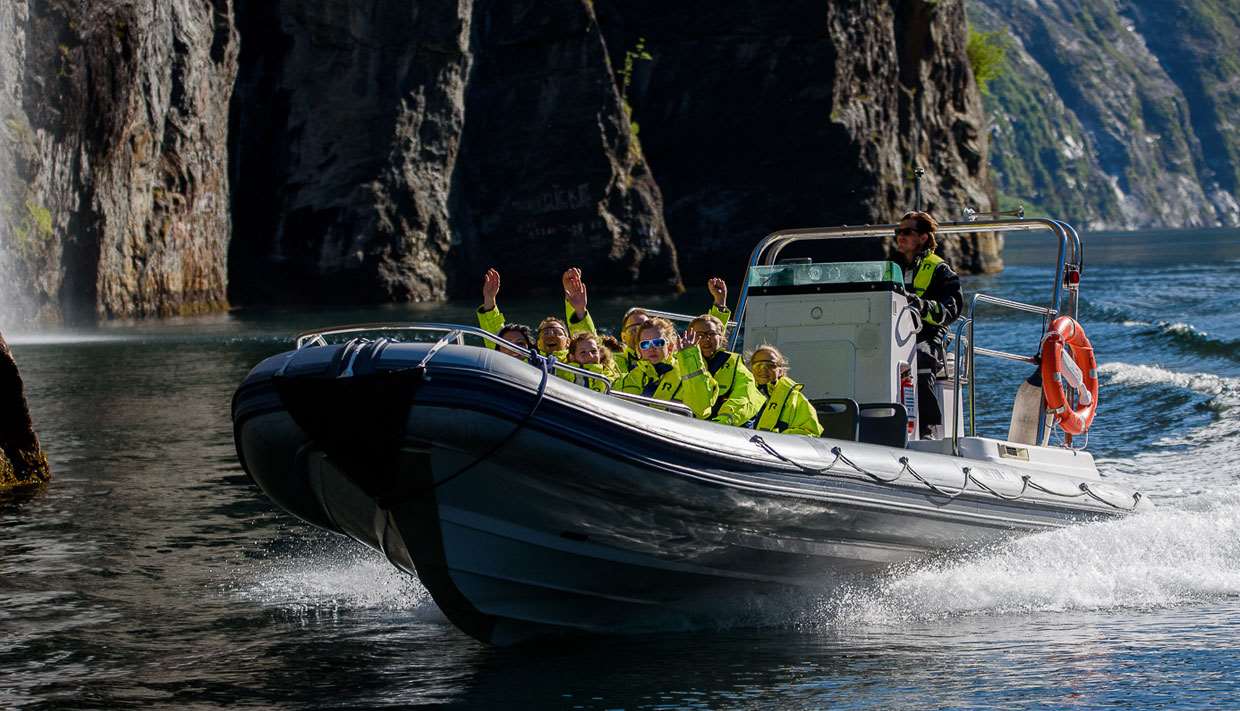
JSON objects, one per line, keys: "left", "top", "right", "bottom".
{"left": 615, "top": 345, "right": 719, "bottom": 419}
{"left": 756, "top": 376, "right": 824, "bottom": 437}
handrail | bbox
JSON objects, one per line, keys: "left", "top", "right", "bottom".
{"left": 729, "top": 218, "right": 1071, "bottom": 352}
{"left": 294, "top": 321, "right": 697, "bottom": 417}
{"left": 954, "top": 292, "right": 1059, "bottom": 452}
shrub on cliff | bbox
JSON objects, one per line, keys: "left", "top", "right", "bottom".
{"left": 967, "top": 28, "right": 1007, "bottom": 95}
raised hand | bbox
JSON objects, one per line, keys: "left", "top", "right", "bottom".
{"left": 561, "top": 267, "right": 582, "bottom": 295}
{"left": 482, "top": 268, "right": 501, "bottom": 311}
{"left": 707, "top": 277, "right": 728, "bottom": 309}
{"left": 563, "top": 267, "right": 587, "bottom": 318}
{"left": 679, "top": 327, "right": 698, "bottom": 352}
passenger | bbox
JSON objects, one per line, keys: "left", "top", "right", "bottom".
{"left": 496, "top": 324, "right": 533, "bottom": 358}
{"left": 689, "top": 314, "right": 763, "bottom": 427}
{"left": 706, "top": 276, "right": 734, "bottom": 334}
{"left": 567, "top": 332, "right": 620, "bottom": 392}
{"left": 561, "top": 267, "right": 598, "bottom": 337}
{"left": 615, "top": 318, "right": 719, "bottom": 419}
{"left": 894, "top": 211, "right": 963, "bottom": 438}
{"left": 615, "top": 308, "right": 651, "bottom": 373}
{"left": 477, "top": 268, "right": 533, "bottom": 358}
{"left": 749, "top": 345, "right": 824, "bottom": 437}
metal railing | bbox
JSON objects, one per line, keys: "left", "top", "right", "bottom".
{"left": 728, "top": 218, "right": 1081, "bottom": 352}
{"left": 293, "top": 321, "right": 697, "bottom": 418}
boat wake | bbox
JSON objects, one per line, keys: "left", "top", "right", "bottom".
{"left": 230, "top": 539, "right": 436, "bottom": 619}
{"left": 796, "top": 491, "right": 1240, "bottom": 631}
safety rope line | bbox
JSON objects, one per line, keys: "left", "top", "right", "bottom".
{"left": 898, "top": 456, "right": 966, "bottom": 500}
{"left": 1080, "top": 482, "right": 1144, "bottom": 511}
{"left": 750, "top": 436, "right": 1141, "bottom": 511}
{"left": 961, "top": 466, "right": 1031, "bottom": 501}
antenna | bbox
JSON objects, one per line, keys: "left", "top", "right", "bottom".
{"left": 913, "top": 167, "right": 924, "bottom": 211}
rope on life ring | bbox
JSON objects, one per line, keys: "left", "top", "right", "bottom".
{"left": 1040, "top": 316, "right": 1099, "bottom": 436}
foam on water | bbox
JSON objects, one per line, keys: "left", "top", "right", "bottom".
{"left": 797, "top": 491, "right": 1240, "bottom": 630}
{"left": 1094, "top": 362, "right": 1240, "bottom": 496}
{"left": 230, "top": 541, "right": 435, "bottom": 618}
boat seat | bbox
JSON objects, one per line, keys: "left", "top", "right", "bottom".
{"left": 811, "top": 398, "right": 859, "bottom": 441}
{"left": 857, "top": 402, "right": 908, "bottom": 448}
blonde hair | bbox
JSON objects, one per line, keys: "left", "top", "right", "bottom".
{"left": 568, "top": 332, "right": 615, "bottom": 368}
{"left": 690, "top": 314, "right": 724, "bottom": 333}
{"left": 748, "top": 344, "right": 789, "bottom": 368}
{"left": 638, "top": 317, "right": 678, "bottom": 343}
{"left": 537, "top": 316, "right": 569, "bottom": 335}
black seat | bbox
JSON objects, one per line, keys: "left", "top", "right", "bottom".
{"left": 810, "top": 398, "right": 859, "bottom": 441}
{"left": 857, "top": 402, "right": 908, "bottom": 448}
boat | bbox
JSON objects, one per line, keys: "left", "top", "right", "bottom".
{"left": 232, "top": 217, "right": 1151, "bottom": 645}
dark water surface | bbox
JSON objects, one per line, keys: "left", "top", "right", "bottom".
{"left": 4, "top": 229, "right": 1240, "bottom": 708}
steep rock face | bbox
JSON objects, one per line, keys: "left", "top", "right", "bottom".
{"left": 228, "top": 1, "right": 471, "bottom": 305}
{"left": 451, "top": 0, "right": 679, "bottom": 295}
{"left": 229, "top": 0, "right": 677, "bottom": 306}
{"left": 973, "top": 0, "right": 1240, "bottom": 229}
{"left": 0, "top": 0, "right": 238, "bottom": 324}
{"left": 593, "top": 0, "right": 998, "bottom": 288}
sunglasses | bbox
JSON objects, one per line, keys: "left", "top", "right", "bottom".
{"left": 894, "top": 227, "right": 919, "bottom": 236}
{"left": 638, "top": 338, "right": 667, "bottom": 350}
{"left": 750, "top": 360, "right": 779, "bottom": 370}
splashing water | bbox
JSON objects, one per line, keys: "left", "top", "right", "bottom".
{"left": 798, "top": 491, "right": 1240, "bottom": 631}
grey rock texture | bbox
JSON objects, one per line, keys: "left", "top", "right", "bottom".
{"left": 1, "top": 0, "right": 238, "bottom": 324}
{"left": 594, "top": 0, "right": 999, "bottom": 286}
{"left": 973, "top": 0, "right": 1240, "bottom": 229}
{"left": 229, "top": 0, "right": 678, "bottom": 306}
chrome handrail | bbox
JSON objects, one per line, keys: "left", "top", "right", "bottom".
{"left": 293, "top": 321, "right": 700, "bottom": 417}
{"left": 953, "top": 292, "right": 1059, "bottom": 453}
{"left": 729, "top": 218, "right": 1071, "bottom": 352}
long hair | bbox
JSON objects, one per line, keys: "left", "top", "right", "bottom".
{"left": 900, "top": 210, "right": 939, "bottom": 252}
{"left": 568, "top": 331, "right": 616, "bottom": 369}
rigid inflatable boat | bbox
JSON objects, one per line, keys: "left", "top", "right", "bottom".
{"left": 232, "top": 218, "right": 1150, "bottom": 645}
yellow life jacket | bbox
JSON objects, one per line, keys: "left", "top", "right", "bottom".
{"left": 911, "top": 252, "right": 945, "bottom": 326}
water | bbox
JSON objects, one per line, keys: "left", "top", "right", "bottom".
{"left": 4, "top": 229, "right": 1240, "bottom": 708}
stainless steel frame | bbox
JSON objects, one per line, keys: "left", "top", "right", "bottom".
{"left": 292, "top": 321, "right": 696, "bottom": 418}
{"left": 728, "top": 218, "right": 1086, "bottom": 451}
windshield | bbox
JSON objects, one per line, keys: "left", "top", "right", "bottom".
{"left": 747, "top": 260, "right": 903, "bottom": 287}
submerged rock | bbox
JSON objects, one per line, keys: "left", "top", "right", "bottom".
{"left": 0, "top": 332, "right": 49, "bottom": 489}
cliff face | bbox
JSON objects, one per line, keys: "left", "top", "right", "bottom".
{"left": 974, "top": 0, "right": 1240, "bottom": 229}
{"left": 0, "top": 0, "right": 238, "bottom": 324}
{"left": 595, "top": 0, "right": 998, "bottom": 285}
{"left": 4, "top": 1, "right": 997, "bottom": 323}
{"left": 229, "top": 0, "right": 677, "bottom": 306}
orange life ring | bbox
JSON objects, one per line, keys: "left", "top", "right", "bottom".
{"left": 1040, "top": 316, "right": 1099, "bottom": 436}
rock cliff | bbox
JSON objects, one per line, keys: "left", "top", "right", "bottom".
{"left": 4, "top": 1, "right": 999, "bottom": 322}
{"left": 594, "top": 0, "right": 998, "bottom": 286}
{"left": 1, "top": 0, "right": 237, "bottom": 325}
{"left": 973, "top": 0, "right": 1240, "bottom": 229}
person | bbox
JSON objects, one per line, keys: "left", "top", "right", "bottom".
{"left": 567, "top": 332, "right": 620, "bottom": 393}
{"left": 706, "top": 276, "right": 734, "bottom": 337}
{"left": 614, "top": 307, "right": 651, "bottom": 373}
{"left": 749, "top": 345, "right": 824, "bottom": 437}
{"left": 687, "top": 313, "right": 763, "bottom": 427}
{"left": 495, "top": 323, "right": 533, "bottom": 358}
{"left": 614, "top": 318, "right": 718, "bottom": 419}
{"left": 476, "top": 268, "right": 534, "bottom": 358}
{"left": 894, "top": 211, "right": 963, "bottom": 438}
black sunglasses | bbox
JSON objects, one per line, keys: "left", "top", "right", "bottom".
{"left": 894, "top": 227, "right": 919, "bottom": 236}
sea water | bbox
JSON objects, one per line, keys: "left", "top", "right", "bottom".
{"left": 3, "top": 229, "right": 1240, "bottom": 708}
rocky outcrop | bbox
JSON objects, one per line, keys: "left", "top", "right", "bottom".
{"left": 594, "top": 0, "right": 999, "bottom": 286}
{"left": 0, "top": 332, "right": 49, "bottom": 490}
{"left": 973, "top": 0, "right": 1240, "bottom": 229}
{"left": 229, "top": 0, "right": 678, "bottom": 306}
{"left": 0, "top": 0, "right": 238, "bottom": 325}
